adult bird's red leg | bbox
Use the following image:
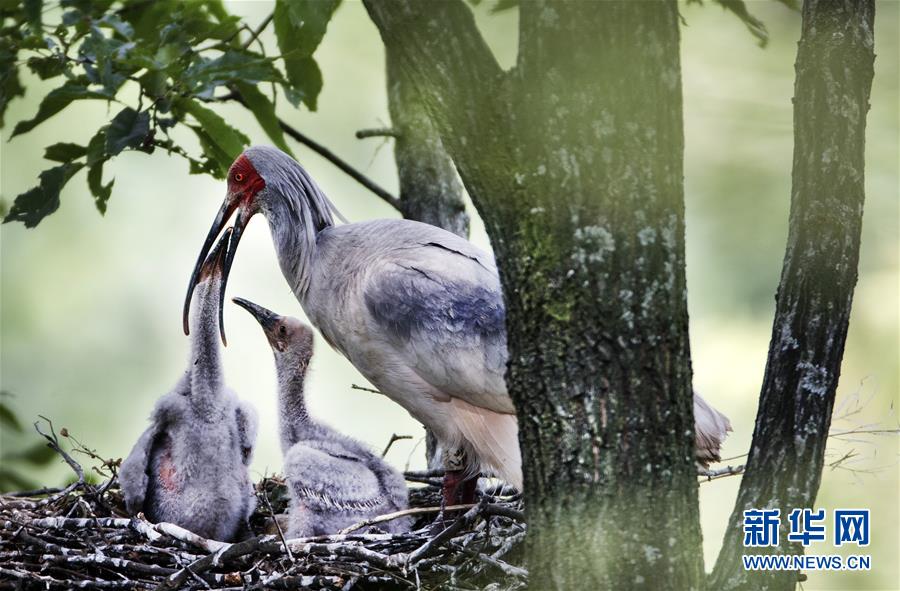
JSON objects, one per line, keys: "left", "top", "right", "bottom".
{"left": 441, "top": 469, "right": 465, "bottom": 507}
{"left": 457, "top": 476, "right": 478, "bottom": 505}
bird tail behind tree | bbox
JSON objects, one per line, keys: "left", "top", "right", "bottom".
{"left": 693, "top": 392, "right": 732, "bottom": 467}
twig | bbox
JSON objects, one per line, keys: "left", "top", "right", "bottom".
{"left": 381, "top": 433, "right": 413, "bottom": 457}
{"left": 698, "top": 464, "right": 745, "bottom": 481}
{"left": 356, "top": 127, "right": 401, "bottom": 139}
{"left": 407, "top": 502, "right": 485, "bottom": 566}
{"left": 338, "top": 504, "right": 476, "bottom": 535}
{"left": 259, "top": 478, "right": 294, "bottom": 563}
{"left": 351, "top": 383, "right": 383, "bottom": 395}
{"left": 242, "top": 12, "right": 274, "bottom": 49}
{"left": 33, "top": 418, "right": 85, "bottom": 507}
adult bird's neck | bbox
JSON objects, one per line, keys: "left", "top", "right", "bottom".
{"left": 275, "top": 362, "right": 313, "bottom": 454}
{"left": 187, "top": 280, "right": 225, "bottom": 414}
{"left": 265, "top": 191, "right": 333, "bottom": 303}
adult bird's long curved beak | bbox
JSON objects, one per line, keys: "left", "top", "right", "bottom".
{"left": 183, "top": 194, "right": 255, "bottom": 345}
{"left": 232, "top": 297, "right": 280, "bottom": 334}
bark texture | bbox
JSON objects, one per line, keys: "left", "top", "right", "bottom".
{"left": 365, "top": 1, "right": 703, "bottom": 588}
{"left": 386, "top": 45, "right": 469, "bottom": 238}
{"left": 710, "top": 1, "right": 875, "bottom": 589}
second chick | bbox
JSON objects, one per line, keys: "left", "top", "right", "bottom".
{"left": 233, "top": 297, "right": 411, "bottom": 536}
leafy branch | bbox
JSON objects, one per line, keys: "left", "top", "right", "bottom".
{"left": 1, "top": 0, "right": 396, "bottom": 228}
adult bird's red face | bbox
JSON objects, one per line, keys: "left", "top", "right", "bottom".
{"left": 183, "top": 153, "right": 266, "bottom": 345}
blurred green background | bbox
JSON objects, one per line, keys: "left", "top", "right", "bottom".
{"left": 1, "top": 2, "right": 897, "bottom": 588}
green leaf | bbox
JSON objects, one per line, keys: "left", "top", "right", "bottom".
{"left": 105, "top": 107, "right": 150, "bottom": 155}
{"left": 188, "top": 125, "right": 230, "bottom": 178}
{"left": 0, "top": 40, "right": 26, "bottom": 127}
{"left": 88, "top": 159, "right": 114, "bottom": 214}
{"left": 23, "top": 0, "right": 42, "bottom": 30}
{"left": 97, "top": 13, "right": 134, "bottom": 39}
{"left": 44, "top": 142, "right": 87, "bottom": 163}
{"left": 273, "top": 0, "right": 338, "bottom": 109}
{"left": 273, "top": 0, "right": 339, "bottom": 58}
{"left": 719, "top": 0, "right": 768, "bottom": 46}
{"left": 11, "top": 80, "right": 108, "bottom": 137}
{"left": 179, "top": 99, "right": 249, "bottom": 159}
{"left": 79, "top": 27, "right": 133, "bottom": 95}
{"left": 183, "top": 50, "right": 282, "bottom": 96}
{"left": 234, "top": 82, "right": 293, "bottom": 156}
{"left": 26, "top": 55, "right": 68, "bottom": 80}
{"left": 4, "top": 162, "right": 85, "bottom": 228}
{"left": 281, "top": 55, "right": 322, "bottom": 111}
{"left": 0, "top": 401, "right": 23, "bottom": 433}
{"left": 87, "top": 126, "right": 108, "bottom": 165}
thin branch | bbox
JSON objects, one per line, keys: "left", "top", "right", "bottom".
{"left": 351, "top": 383, "right": 382, "bottom": 395}
{"left": 356, "top": 127, "right": 401, "bottom": 139}
{"left": 242, "top": 12, "right": 274, "bottom": 49}
{"left": 698, "top": 464, "right": 745, "bottom": 482}
{"left": 339, "top": 504, "right": 476, "bottom": 534}
{"left": 278, "top": 121, "right": 402, "bottom": 211}
{"left": 381, "top": 433, "right": 413, "bottom": 457}
{"left": 259, "top": 479, "right": 294, "bottom": 563}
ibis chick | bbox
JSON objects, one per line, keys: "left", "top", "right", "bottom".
{"left": 120, "top": 230, "right": 258, "bottom": 542}
{"left": 234, "top": 297, "right": 410, "bottom": 537}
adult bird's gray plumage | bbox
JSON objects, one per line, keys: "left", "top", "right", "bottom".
{"left": 233, "top": 297, "right": 410, "bottom": 536}
{"left": 121, "top": 230, "right": 258, "bottom": 542}
{"left": 183, "top": 145, "right": 731, "bottom": 500}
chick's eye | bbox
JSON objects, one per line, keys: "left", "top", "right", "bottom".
{"left": 233, "top": 172, "right": 245, "bottom": 182}
{"left": 279, "top": 326, "right": 287, "bottom": 335}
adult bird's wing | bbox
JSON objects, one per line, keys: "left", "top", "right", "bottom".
{"left": 362, "top": 233, "right": 514, "bottom": 415}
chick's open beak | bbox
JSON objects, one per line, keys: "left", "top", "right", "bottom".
{"left": 183, "top": 193, "right": 256, "bottom": 345}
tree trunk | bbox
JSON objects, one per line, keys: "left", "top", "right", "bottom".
{"left": 386, "top": 45, "right": 469, "bottom": 238}
{"left": 365, "top": 1, "right": 704, "bottom": 588}
{"left": 710, "top": 1, "right": 875, "bottom": 589}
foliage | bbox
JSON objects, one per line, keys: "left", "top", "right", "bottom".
{"left": 0, "top": 0, "right": 339, "bottom": 227}
{"left": 686, "top": 0, "right": 800, "bottom": 47}
{"left": 0, "top": 392, "right": 58, "bottom": 492}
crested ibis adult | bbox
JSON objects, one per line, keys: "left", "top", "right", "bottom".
{"left": 183, "top": 146, "right": 730, "bottom": 502}
{"left": 233, "top": 297, "right": 410, "bottom": 536}
{"left": 121, "top": 230, "right": 258, "bottom": 542}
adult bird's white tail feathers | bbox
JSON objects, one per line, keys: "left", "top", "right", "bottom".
{"left": 693, "top": 392, "right": 732, "bottom": 467}
{"left": 450, "top": 398, "right": 523, "bottom": 490}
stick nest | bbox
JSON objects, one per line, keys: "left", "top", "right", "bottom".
{"left": 0, "top": 422, "right": 526, "bottom": 590}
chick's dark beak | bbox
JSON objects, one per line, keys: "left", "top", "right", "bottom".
{"left": 183, "top": 193, "right": 255, "bottom": 345}
{"left": 232, "top": 297, "right": 281, "bottom": 336}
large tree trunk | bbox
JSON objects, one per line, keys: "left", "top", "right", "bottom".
{"left": 710, "top": 1, "right": 875, "bottom": 589}
{"left": 365, "top": 1, "right": 704, "bottom": 588}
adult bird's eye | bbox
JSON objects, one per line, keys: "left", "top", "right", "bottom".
{"left": 234, "top": 172, "right": 245, "bottom": 182}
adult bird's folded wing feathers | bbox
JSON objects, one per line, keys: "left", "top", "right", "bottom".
{"left": 362, "top": 242, "right": 514, "bottom": 415}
